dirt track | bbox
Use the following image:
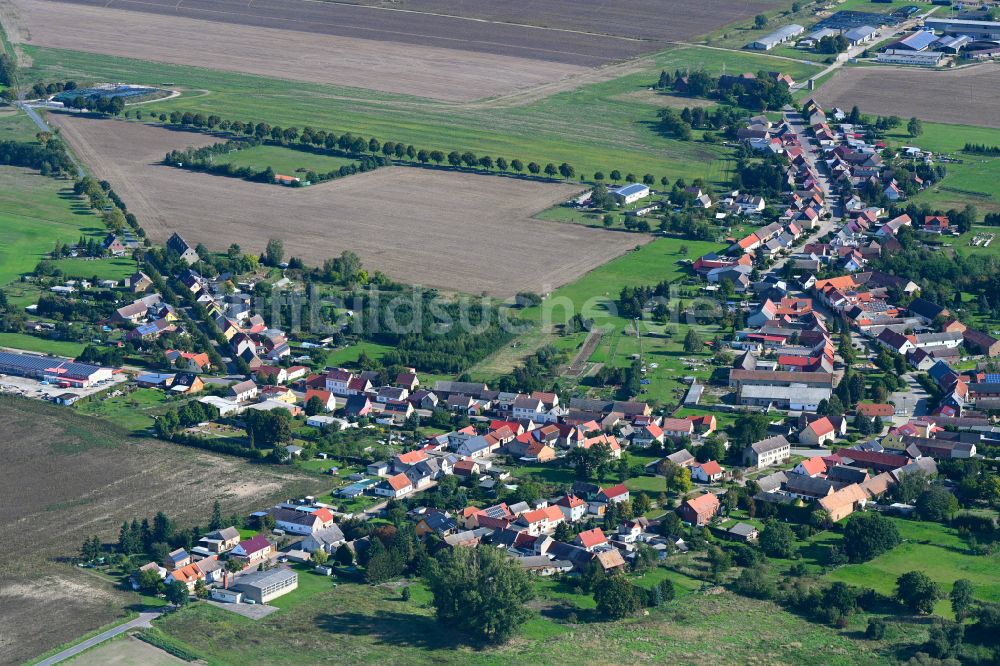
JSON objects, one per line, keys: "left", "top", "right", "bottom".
{"left": 10, "top": 0, "right": 588, "bottom": 102}
{"left": 814, "top": 64, "right": 1000, "bottom": 129}
{"left": 50, "top": 115, "right": 643, "bottom": 297}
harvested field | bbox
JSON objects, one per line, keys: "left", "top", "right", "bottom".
{"left": 340, "top": 0, "right": 781, "bottom": 42}
{"left": 70, "top": 636, "right": 186, "bottom": 666}
{"left": 0, "top": 395, "right": 325, "bottom": 665}
{"left": 50, "top": 115, "right": 643, "bottom": 297}
{"left": 9, "top": 0, "right": 587, "bottom": 102}
{"left": 814, "top": 64, "right": 1000, "bottom": 129}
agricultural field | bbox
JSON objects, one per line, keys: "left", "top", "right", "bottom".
{"left": 17, "top": 43, "right": 821, "bottom": 181}
{"left": 12, "top": 0, "right": 784, "bottom": 83}
{"left": 210, "top": 144, "right": 360, "bottom": 179}
{"left": 7, "top": 0, "right": 588, "bottom": 102}
{"left": 69, "top": 635, "right": 185, "bottom": 666}
{"left": 814, "top": 63, "right": 1000, "bottom": 130}
{"left": 142, "top": 575, "right": 894, "bottom": 665}
{"left": 49, "top": 114, "right": 642, "bottom": 298}
{"left": 0, "top": 395, "right": 327, "bottom": 665}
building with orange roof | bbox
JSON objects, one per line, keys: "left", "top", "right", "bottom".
{"left": 794, "top": 456, "right": 827, "bottom": 478}
{"left": 692, "top": 460, "right": 725, "bottom": 483}
{"left": 678, "top": 492, "right": 720, "bottom": 526}
{"left": 166, "top": 562, "right": 205, "bottom": 591}
{"left": 574, "top": 527, "right": 608, "bottom": 551}
{"left": 516, "top": 505, "right": 565, "bottom": 536}
{"left": 799, "top": 416, "right": 837, "bottom": 447}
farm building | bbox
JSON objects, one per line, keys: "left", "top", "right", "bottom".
{"left": 610, "top": 183, "right": 650, "bottom": 205}
{"left": 232, "top": 568, "right": 298, "bottom": 604}
{"left": 747, "top": 24, "right": 805, "bottom": 50}
{"left": 924, "top": 18, "right": 1000, "bottom": 40}
{"left": 842, "top": 25, "right": 878, "bottom": 45}
{"left": 877, "top": 49, "right": 946, "bottom": 65}
{"left": 893, "top": 30, "right": 938, "bottom": 51}
{"left": 0, "top": 350, "right": 114, "bottom": 387}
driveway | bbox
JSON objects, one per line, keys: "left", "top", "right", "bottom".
{"left": 890, "top": 373, "right": 928, "bottom": 424}
{"left": 34, "top": 609, "right": 165, "bottom": 666}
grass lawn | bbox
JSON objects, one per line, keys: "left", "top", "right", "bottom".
{"left": 949, "top": 226, "right": 1000, "bottom": 261}
{"left": 885, "top": 123, "right": 1000, "bottom": 214}
{"left": 0, "top": 166, "right": 107, "bottom": 288}
{"left": 50, "top": 257, "right": 138, "bottom": 281}
{"left": 470, "top": 236, "right": 726, "bottom": 396}
{"left": 0, "top": 331, "right": 85, "bottom": 356}
{"left": 75, "top": 388, "right": 178, "bottom": 432}
{"left": 210, "top": 143, "right": 360, "bottom": 177}
{"left": 23, "top": 45, "right": 820, "bottom": 182}
{"left": 825, "top": 518, "right": 1000, "bottom": 616}
{"left": 145, "top": 577, "right": 898, "bottom": 664}
{"left": 323, "top": 340, "right": 395, "bottom": 367}
{"left": 0, "top": 109, "right": 41, "bottom": 142}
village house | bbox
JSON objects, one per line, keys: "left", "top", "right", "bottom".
{"left": 678, "top": 492, "right": 720, "bottom": 526}
{"left": 230, "top": 535, "right": 275, "bottom": 566}
{"left": 691, "top": 460, "right": 725, "bottom": 483}
{"left": 743, "top": 435, "right": 791, "bottom": 469}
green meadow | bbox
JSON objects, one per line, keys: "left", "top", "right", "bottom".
{"left": 885, "top": 123, "right": 1000, "bottom": 214}
{"left": 210, "top": 144, "right": 360, "bottom": 177}
{"left": 0, "top": 165, "right": 106, "bottom": 287}
{"left": 22, "top": 45, "right": 821, "bottom": 183}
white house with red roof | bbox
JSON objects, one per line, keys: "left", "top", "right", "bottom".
{"left": 554, "top": 494, "right": 587, "bottom": 523}
{"left": 374, "top": 473, "right": 414, "bottom": 499}
{"left": 794, "top": 456, "right": 827, "bottom": 478}
{"left": 661, "top": 418, "right": 695, "bottom": 440}
{"left": 599, "top": 484, "right": 630, "bottom": 504}
{"left": 515, "top": 505, "right": 564, "bottom": 536}
{"left": 691, "top": 460, "right": 725, "bottom": 483}
{"left": 574, "top": 527, "right": 608, "bottom": 552}
{"left": 799, "top": 416, "right": 837, "bottom": 447}
{"left": 303, "top": 388, "right": 337, "bottom": 412}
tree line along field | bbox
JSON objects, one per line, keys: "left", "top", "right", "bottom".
{"left": 0, "top": 395, "right": 327, "bottom": 666}
{"left": 17, "top": 44, "right": 823, "bottom": 184}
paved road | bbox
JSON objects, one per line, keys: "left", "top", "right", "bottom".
{"left": 890, "top": 373, "right": 929, "bottom": 425}
{"left": 34, "top": 609, "right": 166, "bottom": 666}
{"left": 767, "top": 107, "right": 841, "bottom": 273}
{"left": 791, "top": 447, "right": 832, "bottom": 458}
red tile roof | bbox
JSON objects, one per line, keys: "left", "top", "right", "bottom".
{"left": 576, "top": 528, "right": 607, "bottom": 549}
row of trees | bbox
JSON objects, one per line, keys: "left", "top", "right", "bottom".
{"left": 158, "top": 110, "right": 583, "bottom": 182}
{"left": 164, "top": 138, "right": 386, "bottom": 185}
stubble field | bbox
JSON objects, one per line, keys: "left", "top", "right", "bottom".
{"left": 49, "top": 114, "right": 641, "bottom": 297}
{"left": 814, "top": 63, "right": 1000, "bottom": 129}
{"left": 9, "top": 0, "right": 589, "bottom": 102}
